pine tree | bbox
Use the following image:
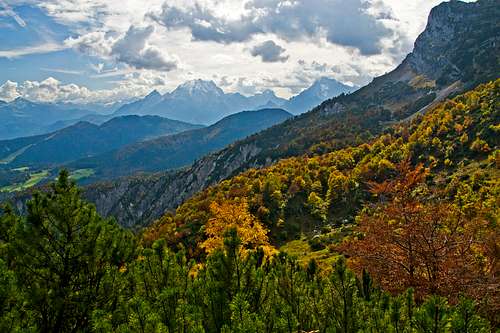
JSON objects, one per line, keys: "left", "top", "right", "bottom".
{"left": 7, "top": 170, "right": 135, "bottom": 332}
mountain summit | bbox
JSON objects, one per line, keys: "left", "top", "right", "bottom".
{"left": 144, "top": 90, "right": 162, "bottom": 101}
{"left": 406, "top": 0, "right": 498, "bottom": 86}
{"left": 114, "top": 79, "right": 281, "bottom": 125}
{"left": 171, "top": 79, "right": 224, "bottom": 98}
{"left": 284, "top": 77, "right": 357, "bottom": 114}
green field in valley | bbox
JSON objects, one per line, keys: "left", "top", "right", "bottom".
{"left": 69, "top": 168, "right": 95, "bottom": 181}
{"left": 0, "top": 168, "right": 95, "bottom": 193}
{"left": 0, "top": 170, "right": 49, "bottom": 193}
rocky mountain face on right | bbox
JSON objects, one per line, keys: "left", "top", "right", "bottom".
{"left": 406, "top": 0, "right": 499, "bottom": 87}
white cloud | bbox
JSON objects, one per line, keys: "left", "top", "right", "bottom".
{"left": 151, "top": 0, "right": 394, "bottom": 55}
{"left": 0, "top": 73, "right": 174, "bottom": 103}
{"left": 111, "top": 25, "right": 177, "bottom": 71}
{"left": 1, "top": 0, "right": 463, "bottom": 100}
{"left": 0, "top": 80, "right": 20, "bottom": 101}
{"left": 11, "top": 77, "right": 93, "bottom": 102}
{"left": 89, "top": 62, "right": 104, "bottom": 74}
{"left": 37, "top": 0, "right": 165, "bottom": 31}
{"left": 0, "top": 42, "right": 66, "bottom": 58}
{"left": 65, "top": 25, "right": 178, "bottom": 71}
{"left": 64, "top": 31, "right": 112, "bottom": 57}
{"left": 0, "top": 0, "right": 26, "bottom": 27}
{"left": 40, "top": 67, "right": 84, "bottom": 75}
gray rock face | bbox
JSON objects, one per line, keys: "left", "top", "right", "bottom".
{"left": 84, "top": 141, "right": 269, "bottom": 229}
{"left": 321, "top": 103, "right": 346, "bottom": 116}
{"left": 407, "top": 0, "right": 499, "bottom": 85}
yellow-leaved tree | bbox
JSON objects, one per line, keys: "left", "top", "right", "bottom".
{"left": 201, "top": 201, "right": 275, "bottom": 255}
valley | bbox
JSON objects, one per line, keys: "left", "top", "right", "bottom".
{"left": 0, "top": 77, "right": 353, "bottom": 192}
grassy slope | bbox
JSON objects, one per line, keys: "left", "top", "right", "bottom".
{"left": 0, "top": 170, "right": 49, "bottom": 192}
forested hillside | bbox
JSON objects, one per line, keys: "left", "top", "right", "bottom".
{"left": 143, "top": 80, "right": 499, "bottom": 322}
{"left": 0, "top": 115, "right": 201, "bottom": 168}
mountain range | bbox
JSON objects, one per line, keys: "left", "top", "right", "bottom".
{"left": 0, "top": 98, "right": 97, "bottom": 140}
{"left": 79, "top": 0, "right": 499, "bottom": 228}
{"left": 114, "top": 77, "right": 355, "bottom": 124}
{"left": 0, "top": 115, "right": 201, "bottom": 168}
{"left": 0, "top": 77, "right": 355, "bottom": 140}
{"left": 68, "top": 108, "right": 292, "bottom": 180}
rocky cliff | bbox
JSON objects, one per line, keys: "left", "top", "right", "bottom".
{"left": 407, "top": 0, "right": 499, "bottom": 86}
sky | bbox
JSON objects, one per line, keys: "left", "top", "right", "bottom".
{"left": 0, "top": 0, "right": 473, "bottom": 104}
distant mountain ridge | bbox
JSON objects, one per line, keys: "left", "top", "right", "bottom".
{"left": 0, "top": 97, "right": 136, "bottom": 140}
{"left": 0, "top": 77, "right": 354, "bottom": 141}
{"left": 0, "top": 98, "right": 96, "bottom": 140}
{"left": 113, "top": 77, "right": 356, "bottom": 124}
{"left": 68, "top": 108, "right": 293, "bottom": 181}
{"left": 113, "top": 79, "right": 287, "bottom": 125}
{"left": 0, "top": 115, "right": 201, "bottom": 168}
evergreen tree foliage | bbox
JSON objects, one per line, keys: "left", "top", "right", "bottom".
{"left": 1, "top": 171, "right": 135, "bottom": 332}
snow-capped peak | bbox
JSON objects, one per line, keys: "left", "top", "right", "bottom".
{"left": 310, "top": 77, "right": 354, "bottom": 98}
{"left": 172, "top": 79, "right": 224, "bottom": 97}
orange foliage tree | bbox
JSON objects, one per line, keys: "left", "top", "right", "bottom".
{"left": 201, "top": 200, "right": 274, "bottom": 255}
{"left": 339, "top": 162, "right": 498, "bottom": 314}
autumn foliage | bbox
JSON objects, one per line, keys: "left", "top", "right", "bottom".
{"left": 137, "top": 80, "right": 499, "bottom": 324}
{"left": 339, "top": 162, "right": 499, "bottom": 321}
{"left": 201, "top": 201, "right": 274, "bottom": 255}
